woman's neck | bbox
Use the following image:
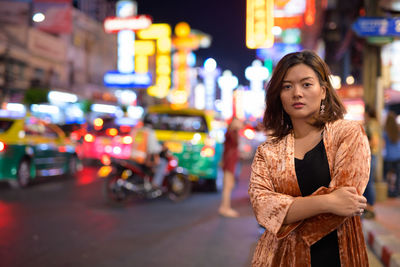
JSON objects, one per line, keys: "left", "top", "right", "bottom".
{"left": 292, "top": 120, "right": 320, "bottom": 139}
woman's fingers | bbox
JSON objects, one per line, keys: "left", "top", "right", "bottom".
{"left": 357, "top": 195, "right": 367, "bottom": 203}
{"left": 342, "top": 186, "right": 357, "bottom": 194}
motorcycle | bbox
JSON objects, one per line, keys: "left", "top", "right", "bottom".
{"left": 98, "top": 149, "right": 191, "bottom": 203}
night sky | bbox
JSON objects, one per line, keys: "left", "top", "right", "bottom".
{"left": 134, "top": 0, "right": 256, "bottom": 85}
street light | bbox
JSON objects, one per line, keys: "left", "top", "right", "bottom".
{"left": 32, "top": 12, "right": 45, "bottom": 23}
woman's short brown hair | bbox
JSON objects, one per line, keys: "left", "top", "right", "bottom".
{"left": 262, "top": 50, "right": 346, "bottom": 141}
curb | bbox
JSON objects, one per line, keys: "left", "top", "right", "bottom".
{"left": 362, "top": 219, "right": 400, "bottom": 267}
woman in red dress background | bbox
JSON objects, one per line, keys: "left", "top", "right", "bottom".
{"left": 219, "top": 117, "right": 243, "bottom": 217}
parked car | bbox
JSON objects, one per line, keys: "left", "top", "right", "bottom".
{"left": 145, "top": 105, "right": 224, "bottom": 191}
{"left": 0, "top": 113, "right": 80, "bottom": 188}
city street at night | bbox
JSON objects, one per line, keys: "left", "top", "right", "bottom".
{"left": 0, "top": 163, "right": 258, "bottom": 267}
{"left": 0, "top": 162, "right": 385, "bottom": 267}
{"left": 2, "top": 0, "right": 400, "bottom": 266}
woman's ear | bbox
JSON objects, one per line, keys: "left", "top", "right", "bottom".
{"left": 322, "top": 86, "right": 327, "bottom": 100}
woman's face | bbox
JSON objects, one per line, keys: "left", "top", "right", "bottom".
{"left": 280, "top": 63, "right": 326, "bottom": 123}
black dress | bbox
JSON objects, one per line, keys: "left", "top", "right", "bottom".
{"left": 295, "top": 139, "right": 341, "bottom": 267}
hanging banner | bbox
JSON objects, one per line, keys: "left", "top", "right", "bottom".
{"left": 33, "top": 0, "right": 72, "bottom": 34}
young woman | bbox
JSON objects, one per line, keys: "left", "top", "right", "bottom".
{"left": 248, "top": 50, "right": 370, "bottom": 266}
{"left": 219, "top": 117, "right": 243, "bottom": 217}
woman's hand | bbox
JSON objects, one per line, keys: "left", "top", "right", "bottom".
{"left": 326, "top": 187, "right": 367, "bottom": 217}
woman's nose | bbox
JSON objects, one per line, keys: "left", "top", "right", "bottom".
{"left": 292, "top": 85, "right": 303, "bottom": 97}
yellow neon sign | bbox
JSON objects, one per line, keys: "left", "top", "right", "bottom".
{"left": 175, "top": 22, "right": 190, "bottom": 37}
{"left": 246, "top": 0, "right": 274, "bottom": 49}
{"left": 157, "top": 38, "right": 171, "bottom": 53}
{"left": 134, "top": 41, "right": 155, "bottom": 73}
{"left": 137, "top": 24, "right": 171, "bottom": 39}
{"left": 135, "top": 41, "right": 155, "bottom": 55}
{"left": 137, "top": 24, "right": 172, "bottom": 98}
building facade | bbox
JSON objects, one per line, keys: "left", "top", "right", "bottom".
{"left": 0, "top": 0, "right": 117, "bottom": 105}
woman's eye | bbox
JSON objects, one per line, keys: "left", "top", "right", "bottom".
{"left": 282, "top": 84, "right": 291, "bottom": 90}
{"left": 303, "top": 83, "right": 312, "bottom": 87}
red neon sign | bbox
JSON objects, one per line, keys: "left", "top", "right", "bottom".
{"left": 104, "top": 15, "right": 152, "bottom": 33}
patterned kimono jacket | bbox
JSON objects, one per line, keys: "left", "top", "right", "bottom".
{"left": 249, "top": 119, "right": 370, "bottom": 266}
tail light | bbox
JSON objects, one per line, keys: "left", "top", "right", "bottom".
{"left": 169, "top": 158, "right": 178, "bottom": 168}
{"left": 106, "top": 128, "right": 118, "bottom": 136}
{"left": 104, "top": 145, "right": 112, "bottom": 153}
{"left": 94, "top": 118, "right": 103, "bottom": 130}
{"left": 167, "top": 157, "right": 178, "bottom": 171}
{"left": 243, "top": 128, "right": 256, "bottom": 140}
{"left": 122, "top": 136, "right": 133, "bottom": 144}
{"left": 112, "top": 146, "right": 121, "bottom": 155}
{"left": 119, "top": 125, "right": 131, "bottom": 133}
{"left": 84, "top": 133, "right": 95, "bottom": 142}
{"left": 70, "top": 131, "right": 80, "bottom": 141}
{"left": 101, "top": 154, "right": 111, "bottom": 165}
{"left": 200, "top": 146, "right": 215, "bottom": 157}
{"left": 0, "top": 141, "right": 5, "bottom": 152}
{"left": 98, "top": 166, "right": 112, "bottom": 177}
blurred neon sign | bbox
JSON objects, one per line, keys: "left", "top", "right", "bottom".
{"left": 104, "top": 71, "right": 151, "bottom": 88}
{"left": 305, "top": 0, "right": 316, "bottom": 26}
{"left": 246, "top": 0, "right": 274, "bottom": 49}
{"left": 194, "top": 84, "right": 206, "bottom": 110}
{"left": 104, "top": 15, "right": 152, "bottom": 33}
{"left": 103, "top": 0, "right": 153, "bottom": 88}
{"left": 245, "top": 60, "right": 270, "bottom": 92}
{"left": 116, "top": 0, "right": 136, "bottom": 17}
{"left": 169, "top": 22, "right": 199, "bottom": 104}
{"left": 117, "top": 30, "right": 135, "bottom": 73}
{"left": 200, "top": 58, "right": 220, "bottom": 111}
{"left": 48, "top": 91, "right": 78, "bottom": 104}
{"left": 218, "top": 70, "right": 238, "bottom": 120}
{"left": 256, "top": 43, "right": 303, "bottom": 63}
{"left": 137, "top": 24, "right": 172, "bottom": 98}
{"left": 273, "top": 0, "right": 315, "bottom": 28}
{"left": 134, "top": 40, "right": 155, "bottom": 73}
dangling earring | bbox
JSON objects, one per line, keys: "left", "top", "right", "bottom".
{"left": 320, "top": 101, "right": 325, "bottom": 115}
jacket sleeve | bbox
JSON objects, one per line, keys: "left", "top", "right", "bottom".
{"left": 299, "top": 122, "right": 371, "bottom": 246}
{"left": 249, "top": 146, "right": 302, "bottom": 238}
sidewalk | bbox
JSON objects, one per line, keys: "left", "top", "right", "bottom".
{"left": 362, "top": 198, "right": 400, "bottom": 267}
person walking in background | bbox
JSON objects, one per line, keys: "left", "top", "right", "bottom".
{"left": 383, "top": 111, "right": 400, "bottom": 198}
{"left": 248, "top": 50, "right": 370, "bottom": 266}
{"left": 219, "top": 117, "right": 243, "bottom": 218}
{"left": 363, "top": 104, "right": 381, "bottom": 219}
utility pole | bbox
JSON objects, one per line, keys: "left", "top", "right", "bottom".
{"left": 363, "top": 0, "right": 387, "bottom": 202}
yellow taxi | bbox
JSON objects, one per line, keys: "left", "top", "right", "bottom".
{"left": 0, "top": 112, "right": 80, "bottom": 188}
{"left": 145, "top": 106, "right": 225, "bottom": 191}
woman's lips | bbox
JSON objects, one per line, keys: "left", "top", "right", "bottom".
{"left": 292, "top": 103, "right": 305, "bottom": 108}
